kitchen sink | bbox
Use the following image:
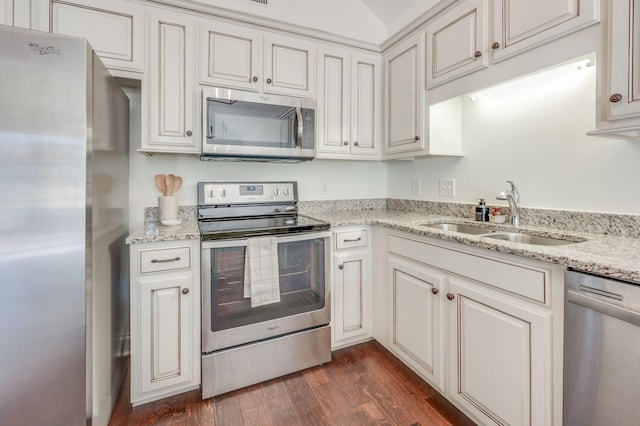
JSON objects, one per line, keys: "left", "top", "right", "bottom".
{"left": 420, "top": 223, "right": 496, "bottom": 235}
{"left": 483, "top": 232, "right": 582, "bottom": 246}
{"left": 420, "top": 222, "right": 585, "bottom": 246}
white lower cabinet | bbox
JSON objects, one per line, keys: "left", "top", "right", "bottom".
{"left": 130, "top": 240, "right": 200, "bottom": 406}
{"left": 447, "top": 276, "right": 552, "bottom": 426}
{"left": 384, "top": 230, "right": 563, "bottom": 425}
{"left": 388, "top": 256, "right": 445, "bottom": 390}
{"left": 332, "top": 226, "right": 371, "bottom": 349}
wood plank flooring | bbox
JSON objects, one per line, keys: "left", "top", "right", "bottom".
{"left": 109, "top": 340, "right": 476, "bottom": 425}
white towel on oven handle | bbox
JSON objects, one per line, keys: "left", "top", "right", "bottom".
{"left": 243, "top": 236, "right": 281, "bottom": 307}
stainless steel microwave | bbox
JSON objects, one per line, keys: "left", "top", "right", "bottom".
{"left": 201, "top": 87, "right": 316, "bottom": 162}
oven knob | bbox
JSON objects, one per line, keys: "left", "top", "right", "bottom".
{"left": 273, "top": 188, "right": 279, "bottom": 196}
{"left": 284, "top": 188, "right": 290, "bottom": 196}
{"left": 220, "top": 189, "right": 226, "bottom": 197}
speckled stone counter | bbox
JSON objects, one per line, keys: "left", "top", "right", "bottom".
{"left": 125, "top": 201, "right": 640, "bottom": 283}
{"left": 125, "top": 206, "right": 200, "bottom": 244}
{"left": 306, "top": 209, "right": 640, "bottom": 284}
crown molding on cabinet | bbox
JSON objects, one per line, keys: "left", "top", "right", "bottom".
{"left": 143, "top": 0, "right": 382, "bottom": 52}
{"left": 380, "top": 0, "right": 460, "bottom": 51}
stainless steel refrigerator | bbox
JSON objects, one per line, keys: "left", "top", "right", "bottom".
{"left": 0, "top": 26, "right": 130, "bottom": 426}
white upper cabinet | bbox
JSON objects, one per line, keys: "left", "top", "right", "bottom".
{"left": 42, "top": 0, "right": 144, "bottom": 73}
{"left": 383, "top": 32, "right": 426, "bottom": 157}
{"left": 425, "top": 0, "right": 488, "bottom": 88}
{"left": 144, "top": 9, "right": 198, "bottom": 153}
{"left": 605, "top": 0, "right": 640, "bottom": 121}
{"left": 491, "top": 0, "right": 600, "bottom": 62}
{"left": 199, "top": 21, "right": 315, "bottom": 98}
{"left": 317, "top": 47, "right": 381, "bottom": 159}
{"left": 199, "top": 21, "right": 260, "bottom": 91}
{"left": 264, "top": 35, "right": 316, "bottom": 97}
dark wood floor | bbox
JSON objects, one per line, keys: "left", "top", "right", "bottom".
{"left": 109, "top": 340, "right": 476, "bottom": 425}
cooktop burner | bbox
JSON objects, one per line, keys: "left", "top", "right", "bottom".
{"left": 197, "top": 181, "right": 330, "bottom": 240}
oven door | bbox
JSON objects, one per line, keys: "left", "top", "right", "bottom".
{"left": 201, "top": 231, "right": 330, "bottom": 353}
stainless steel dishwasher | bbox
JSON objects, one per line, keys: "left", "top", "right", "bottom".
{"left": 563, "top": 269, "right": 640, "bottom": 425}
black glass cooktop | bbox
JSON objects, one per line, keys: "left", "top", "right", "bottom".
{"left": 198, "top": 214, "right": 330, "bottom": 240}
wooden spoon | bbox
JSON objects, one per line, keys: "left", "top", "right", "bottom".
{"left": 155, "top": 174, "right": 167, "bottom": 196}
{"left": 173, "top": 176, "right": 183, "bottom": 195}
{"left": 165, "top": 174, "right": 176, "bottom": 196}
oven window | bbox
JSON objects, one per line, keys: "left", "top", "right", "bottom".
{"left": 208, "top": 237, "right": 326, "bottom": 331}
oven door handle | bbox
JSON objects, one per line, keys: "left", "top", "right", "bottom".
{"left": 201, "top": 230, "right": 331, "bottom": 249}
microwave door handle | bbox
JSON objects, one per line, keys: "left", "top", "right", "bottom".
{"left": 295, "top": 107, "right": 303, "bottom": 148}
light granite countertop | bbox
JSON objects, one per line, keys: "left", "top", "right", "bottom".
{"left": 126, "top": 207, "right": 640, "bottom": 284}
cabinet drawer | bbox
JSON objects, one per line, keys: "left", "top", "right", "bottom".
{"left": 139, "top": 246, "right": 191, "bottom": 273}
{"left": 335, "top": 229, "right": 368, "bottom": 250}
{"left": 388, "top": 234, "right": 549, "bottom": 304}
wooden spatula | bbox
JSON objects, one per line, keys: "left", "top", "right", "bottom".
{"left": 155, "top": 174, "right": 167, "bottom": 196}
{"left": 173, "top": 176, "right": 183, "bottom": 195}
{"left": 165, "top": 174, "right": 176, "bottom": 196}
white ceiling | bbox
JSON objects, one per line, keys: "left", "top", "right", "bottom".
{"left": 185, "top": 0, "right": 441, "bottom": 44}
{"left": 360, "top": 0, "right": 440, "bottom": 32}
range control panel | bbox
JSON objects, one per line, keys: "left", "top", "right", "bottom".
{"left": 198, "top": 181, "right": 297, "bottom": 205}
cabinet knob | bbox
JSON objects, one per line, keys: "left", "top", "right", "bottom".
{"left": 338, "top": 264, "right": 344, "bottom": 269}
{"left": 252, "top": 76, "right": 258, "bottom": 82}
{"left": 431, "top": 288, "right": 439, "bottom": 295}
{"left": 266, "top": 78, "right": 272, "bottom": 84}
{"left": 474, "top": 50, "right": 482, "bottom": 58}
{"left": 491, "top": 42, "right": 500, "bottom": 50}
{"left": 181, "top": 288, "right": 190, "bottom": 295}
{"left": 343, "top": 141, "right": 348, "bottom": 145}
{"left": 414, "top": 136, "right": 420, "bottom": 141}
{"left": 354, "top": 141, "right": 359, "bottom": 146}
{"left": 446, "top": 293, "right": 455, "bottom": 301}
{"left": 186, "top": 130, "right": 193, "bottom": 136}
{"left": 610, "top": 93, "right": 623, "bottom": 103}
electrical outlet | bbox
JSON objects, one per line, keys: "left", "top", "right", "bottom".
{"left": 439, "top": 179, "right": 455, "bottom": 197}
{"left": 411, "top": 179, "right": 422, "bottom": 195}
{"left": 322, "top": 183, "right": 328, "bottom": 194}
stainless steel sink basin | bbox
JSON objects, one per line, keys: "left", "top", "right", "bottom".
{"left": 483, "top": 232, "right": 581, "bottom": 246}
{"left": 421, "top": 223, "right": 495, "bottom": 235}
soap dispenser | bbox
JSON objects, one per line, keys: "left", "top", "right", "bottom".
{"left": 475, "top": 199, "right": 490, "bottom": 222}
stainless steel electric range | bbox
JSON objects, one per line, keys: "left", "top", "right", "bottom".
{"left": 197, "top": 181, "right": 331, "bottom": 398}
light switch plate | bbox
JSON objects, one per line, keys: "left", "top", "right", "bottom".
{"left": 439, "top": 179, "right": 455, "bottom": 197}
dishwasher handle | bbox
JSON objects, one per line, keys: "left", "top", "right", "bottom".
{"left": 567, "top": 289, "right": 640, "bottom": 327}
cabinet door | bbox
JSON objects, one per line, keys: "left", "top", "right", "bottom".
{"left": 333, "top": 251, "right": 370, "bottom": 347}
{"left": 388, "top": 256, "right": 445, "bottom": 390}
{"left": 199, "top": 21, "right": 261, "bottom": 91}
{"left": 138, "top": 273, "right": 195, "bottom": 395}
{"left": 607, "top": 0, "right": 640, "bottom": 120}
{"left": 317, "top": 49, "right": 350, "bottom": 156}
{"left": 3, "top": 0, "right": 51, "bottom": 30}
{"left": 447, "top": 276, "right": 552, "bottom": 426}
{"left": 350, "top": 54, "right": 380, "bottom": 157}
{"left": 384, "top": 32, "right": 425, "bottom": 156}
{"left": 491, "top": 0, "right": 600, "bottom": 62}
{"left": 264, "top": 35, "right": 315, "bottom": 97}
{"left": 146, "top": 11, "right": 198, "bottom": 153}
{"left": 48, "top": 0, "right": 144, "bottom": 72}
{"left": 425, "top": 0, "right": 488, "bottom": 88}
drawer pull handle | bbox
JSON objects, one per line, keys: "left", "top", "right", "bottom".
{"left": 446, "top": 293, "right": 455, "bottom": 301}
{"left": 181, "top": 288, "right": 190, "bottom": 295}
{"left": 338, "top": 264, "right": 344, "bottom": 269}
{"left": 151, "top": 256, "right": 181, "bottom": 264}
{"left": 343, "top": 238, "right": 362, "bottom": 243}
{"left": 432, "top": 288, "right": 439, "bottom": 295}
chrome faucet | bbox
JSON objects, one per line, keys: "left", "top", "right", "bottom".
{"left": 496, "top": 180, "right": 520, "bottom": 226}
